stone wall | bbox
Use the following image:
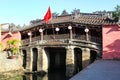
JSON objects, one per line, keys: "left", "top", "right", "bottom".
{"left": 0, "top": 52, "right": 23, "bottom": 73}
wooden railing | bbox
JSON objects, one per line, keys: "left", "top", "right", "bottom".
{"left": 22, "top": 34, "right": 102, "bottom": 45}
{"left": 44, "top": 34, "right": 70, "bottom": 40}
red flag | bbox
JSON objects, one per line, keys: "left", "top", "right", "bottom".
{"left": 44, "top": 7, "right": 52, "bottom": 24}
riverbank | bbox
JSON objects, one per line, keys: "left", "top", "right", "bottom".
{"left": 0, "top": 52, "right": 23, "bottom": 72}
{"left": 0, "top": 70, "right": 24, "bottom": 80}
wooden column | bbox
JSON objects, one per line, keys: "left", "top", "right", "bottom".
{"left": 70, "top": 29, "right": 73, "bottom": 39}
{"left": 68, "top": 26, "right": 73, "bottom": 39}
{"left": 39, "top": 29, "right": 43, "bottom": 41}
{"left": 41, "top": 32, "right": 43, "bottom": 40}
{"left": 28, "top": 32, "right": 32, "bottom": 44}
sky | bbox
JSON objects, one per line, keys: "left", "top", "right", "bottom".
{"left": 0, "top": 0, "right": 119, "bottom": 26}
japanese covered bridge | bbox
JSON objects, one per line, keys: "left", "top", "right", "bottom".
{"left": 19, "top": 13, "right": 116, "bottom": 77}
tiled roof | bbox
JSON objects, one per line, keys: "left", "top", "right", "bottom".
{"left": 37, "top": 14, "right": 118, "bottom": 25}
{"left": 48, "top": 14, "right": 118, "bottom": 25}
{"left": 1, "top": 26, "right": 20, "bottom": 32}
{"left": 20, "top": 13, "right": 119, "bottom": 31}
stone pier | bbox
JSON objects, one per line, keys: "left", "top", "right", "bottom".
{"left": 82, "top": 48, "right": 90, "bottom": 68}
{"left": 66, "top": 46, "right": 75, "bottom": 77}
{"left": 26, "top": 47, "right": 33, "bottom": 72}
{"left": 37, "top": 47, "right": 43, "bottom": 72}
{"left": 37, "top": 47, "right": 48, "bottom": 73}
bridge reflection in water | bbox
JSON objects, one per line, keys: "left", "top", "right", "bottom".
{"left": 10, "top": 70, "right": 69, "bottom": 80}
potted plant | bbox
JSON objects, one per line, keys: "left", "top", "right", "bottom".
{"left": 0, "top": 42, "right": 3, "bottom": 52}
{"left": 6, "top": 39, "right": 22, "bottom": 59}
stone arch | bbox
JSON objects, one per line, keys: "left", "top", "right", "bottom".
{"left": 74, "top": 48, "right": 82, "bottom": 72}
{"left": 22, "top": 49, "right": 27, "bottom": 69}
{"left": 44, "top": 47, "right": 66, "bottom": 72}
{"left": 90, "top": 50, "right": 97, "bottom": 63}
{"left": 74, "top": 47, "right": 82, "bottom": 73}
{"left": 32, "top": 48, "right": 38, "bottom": 71}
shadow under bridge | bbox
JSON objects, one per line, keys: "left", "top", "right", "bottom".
{"left": 44, "top": 47, "right": 66, "bottom": 72}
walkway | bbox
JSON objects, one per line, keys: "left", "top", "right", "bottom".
{"left": 70, "top": 60, "right": 120, "bottom": 80}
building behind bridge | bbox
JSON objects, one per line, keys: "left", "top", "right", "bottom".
{"left": 1, "top": 12, "right": 120, "bottom": 77}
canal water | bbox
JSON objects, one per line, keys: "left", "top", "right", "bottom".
{"left": 3, "top": 69, "right": 70, "bottom": 80}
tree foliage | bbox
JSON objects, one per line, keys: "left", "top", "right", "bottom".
{"left": 30, "top": 19, "right": 42, "bottom": 24}
{"left": 6, "top": 39, "right": 22, "bottom": 55}
{"left": 0, "top": 42, "right": 3, "bottom": 52}
{"left": 52, "top": 12, "right": 59, "bottom": 18}
{"left": 61, "top": 9, "right": 69, "bottom": 16}
{"left": 112, "top": 5, "right": 120, "bottom": 18}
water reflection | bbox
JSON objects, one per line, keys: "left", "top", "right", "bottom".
{"left": 23, "top": 73, "right": 48, "bottom": 80}
{"left": 1, "top": 68, "right": 70, "bottom": 80}
{"left": 48, "top": 69, "right": 67, "bottom": 80}
{"left": 6, "top": 69, "right": 68, "bottom": 80}
{"left": 23, "top": 69, "right": 68, "bottom": 80}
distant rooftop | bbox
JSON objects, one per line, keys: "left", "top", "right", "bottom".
{"left": 1, "top": 24, "right": 20, "bottom": 32}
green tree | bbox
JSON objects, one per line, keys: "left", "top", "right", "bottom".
{"left": 52, "top": 12, "right": 59, "bottom": 18}
{"left": 112, "top": 5, "right": 120, "bottom": 18}
{"left": 61, "top": 9, "right": 69, "bottom": 16}
{"left": 6, "top": 39, "right": 22, "bottom": 55}
{"left": 30, "top": 19, "right": 41, "bottom": 24}
{"left": 0, "top": 42, "right": 3, "bottom": 52}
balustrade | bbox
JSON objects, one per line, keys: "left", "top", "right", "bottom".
{"left": 22, "top": 34, "right": 101, "bottom": 45}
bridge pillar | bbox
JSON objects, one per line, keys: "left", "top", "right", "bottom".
{"left": 37, "top": 47, "right": 42, "bottom": 72}
{"left": 37, "top": 47, "right": 48, "bottom": 73}
{"left": 26, "top": 47, "right": 33, "bottom": 72}
{"left": 82, "top": 48, "right": 90, "bottom": 68}
{"left": 66, "top": 46, "right": 75, "bottom": 77}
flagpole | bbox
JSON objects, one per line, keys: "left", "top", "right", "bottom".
{"left": 43, "top": 6, "right": 52, "bottom": 39}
